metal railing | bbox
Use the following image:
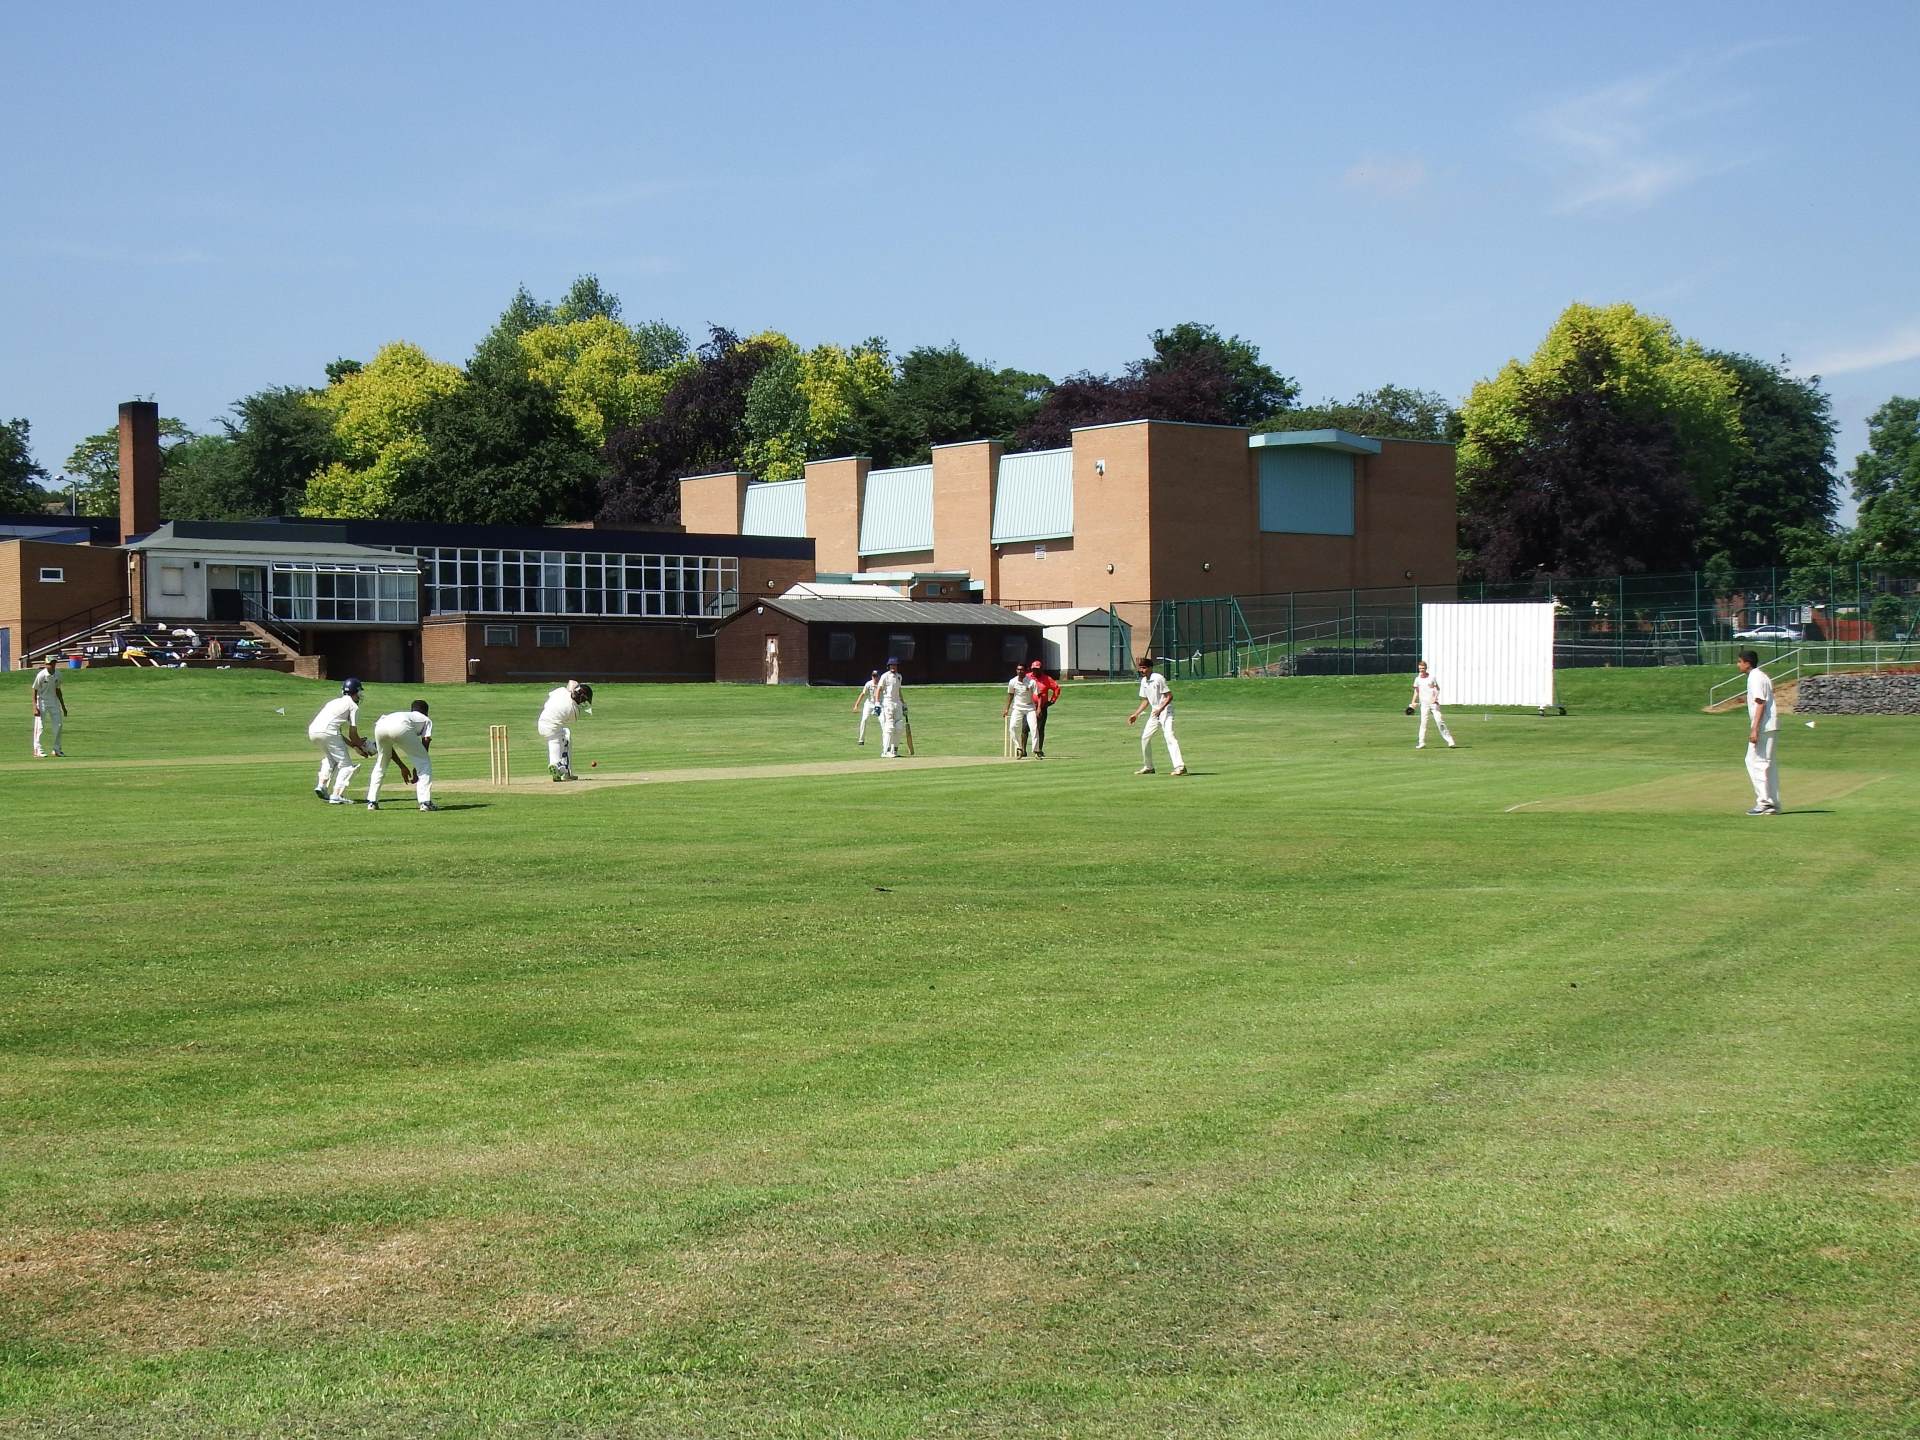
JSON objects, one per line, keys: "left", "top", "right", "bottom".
{"left": 23, "top": 597, "right": 133, "bottom": 661}
{"left": 1707, "top": 645, "right": 1917, "bottom": 707}
{"left": 239, "top": 592, "right": 306, "bottom": 654}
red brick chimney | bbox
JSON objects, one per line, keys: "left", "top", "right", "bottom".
{"left": 118, "top": 400, "right": 161, "bottom": 542}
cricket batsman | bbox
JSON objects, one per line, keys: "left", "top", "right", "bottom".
{"left": 308, "top": 677, "right": 372, "bottom": 804}
{"left": 538, "top": 678, "right": 593, "bottom": 781}
{"left": 875, "top": 657, "right": 905, "bottom": 758}
{"left": 366, "top": 700, "right": 437, "bottom": 811}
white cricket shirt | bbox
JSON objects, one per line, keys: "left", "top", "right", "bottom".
{"left": 308, "top": 695, "right": 358, "bottom": 740}
{"left": 376, "top": 710, "right": 433, "bottom": 744}
{"left": 540, "top": 686, "right": 580, "bottom": 729}
{"left": 1139, "top": 672, "right": 1171, "bottom": 711}
{"left": 1007, "top": 675, "right": 1036, "bottom": 712}
{"left": 1746, "top": 668, "right": 1777, "bottom": 733}
{"left": 1415, "top": 673, "right": 1441, "bottom": 706}
{"left": 876, "top": 672, "right": 903, "bottom": 706}
{"left": 31, "top": 667, "right": 62, "bottom": 714}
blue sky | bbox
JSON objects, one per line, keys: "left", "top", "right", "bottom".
{"left": 4, "top": 1, "right": 1916, "bottom": 523}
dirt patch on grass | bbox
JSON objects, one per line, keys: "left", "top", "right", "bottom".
{"left": 438, "top": 753, "right": 1013, "bottom": 795}
{"left": 1511, "top": 768, "right": 1891, "bottom": 814}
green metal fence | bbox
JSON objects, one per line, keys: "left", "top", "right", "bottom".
{"left": 1112, "top": 565, "right": 1920, "bottom": 680}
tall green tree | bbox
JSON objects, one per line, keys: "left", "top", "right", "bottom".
{"left": 391, "top": 357, "right": 601, "bottom": 526}
{"left": 1458, "top": 303, "right": 1745, "bottom": 578}
{"left": 865, "top": 344, "right": 1046, "bottom": 466}
{"left": 157, "top": 434, "right": 247, "bottom": 519}
{"left": 2, "top": 417, "right": 51, "bottom": 511}
{"left": 1696, "top": 352, "right": 1837, "bottom": 567}
{"left": 301, "top": 343, "right": 464, "bottom": 518}
{"left": 1849, "top": 395, "right": 1920, "bottom": 569}
{"left": 65, "top": 415, "right": 194, "bottom": 517}
{"left": 741, "top": 337, "right": 894, "bottom": 479}
{"left": 1141, "top": 322, "right": 1298, "bottom": 427}
{"left": 1259, "top": 384, "right": 1457, "bottom": 441}
{"left": 223, "top": 385, "right": 338, "bottom": 516}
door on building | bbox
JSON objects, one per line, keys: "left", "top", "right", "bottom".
{"left": 207, "top": 566, "right": 266, "bottom": 622}
{"left": 764, "top": 635, "right": 780, "bottom": 684}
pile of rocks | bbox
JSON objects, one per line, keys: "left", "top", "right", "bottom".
{"left": 1793, "top": 672, "right": 1920, "bottom": 715}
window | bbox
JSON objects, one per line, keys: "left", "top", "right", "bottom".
{"left": 161, "top": 566, "right": 186, "bottom": 596}
{"left": 924, "top": 582, "right": 943, "bottom": 597}
{"left": 37, "top": 567, "right": 65, "bottom": 583}
{"left": 887, "top": 633, "right": 916, "bottom": 662}
{"left": 536, "top": 625, "right": 570, "bottom": 648}
{"left": 827, "top": 631, "right": 856, "bottom": 662}
{"left": 1000, "top": 633, "right": 1028, "bottom": 663}
{"left": 484, "top": 624, "right": 518, "bottom": 646}
{"left": 944, "top": 632, "right": 972, "bottom": 662}
{"left": 382, "top": 545, "right": 738, "bottom": 620}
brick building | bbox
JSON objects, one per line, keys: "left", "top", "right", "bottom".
{"left": 682, "top": 420, "right": 1457, "bottom": 614}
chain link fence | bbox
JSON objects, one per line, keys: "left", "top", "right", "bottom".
{"left": 1107, "top": 565, "right": 1920, "bottom": 681}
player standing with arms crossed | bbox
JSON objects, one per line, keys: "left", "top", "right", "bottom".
{"left": 853, "top": 669, "right": 880, "bottom": 746}
{"left": 1126, "top": 654, "right": 1187, "bottom": 776}
{"left": 307, "top": 678, "right": 372, "bottom": 803}
{"left": 366, "top": 700, "right": 437, "bottom": 811}
{"left": 30, "top": 658, "right": 67, "bottom": 757}
{"left": 538, "top": 679, "right": 593, "bottom": 781}
{"left": 1408, "top": 660, "right": 1456, "bottom": 750}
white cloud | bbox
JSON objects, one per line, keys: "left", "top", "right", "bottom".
{"left": 1528, "top": 46, "right": 1773, "bottom": 214}
{"left": 1339, "top": 154, "right": 1429, "bottom": 199}
{"left": 1797, "top": 322, "right": 1920, "bottom": 378}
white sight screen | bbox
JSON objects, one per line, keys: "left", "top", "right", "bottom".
{"left": 1419, "top": 602, "right": 1556, "bottom": 708}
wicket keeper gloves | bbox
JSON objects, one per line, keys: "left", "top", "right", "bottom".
{"left": 1405, "top": 705, "right": 1416, "bottom": 715}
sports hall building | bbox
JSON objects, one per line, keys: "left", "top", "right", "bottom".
{"left": 681, "top": 418, "right": 1457, "bottom": 611}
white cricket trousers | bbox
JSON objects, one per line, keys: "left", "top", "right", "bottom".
{"left": 879, "top": 701, "right": 904, "bottom": 756}
{"left": 1141, "top": 706, "right": 1184, "bottom": 770}
{"left": 1746, "top": 732, "right": 1780, "bottom": 810}
{"left": 310, "top": 731, "right": 355, "bottom": 799}
{"left": 1419, "top": 703, "right": 1454, "bottom": 747}
{"left": 1009, "top": 709, "right": 1037, "bottom": 755}
{"left": 33, "top": 707, "right": 63, "bottom": 755}
{"left": 857, "top": 705, "right": 875, "bottom": 743}
{"left": 539, "top": 721, "right": 571, "bottom": 772}
{"left": 368, "top": 728, "right": 432, "bottom": 806}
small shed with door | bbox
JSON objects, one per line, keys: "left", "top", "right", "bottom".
{"left": 714, "top": 597, "right": 1044, "bottom": 685}
{"left": 1015, "top": 605, "right": 1131, "bottom": 676}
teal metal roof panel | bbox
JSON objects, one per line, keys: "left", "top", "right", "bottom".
{"left": 1248, "top": 428, "right": 1382, "bottom": 456}
{"left": 991, "top": 448, "right": 1073, "bottom": 543}
{"left": 1258, "top": 448, "right": 1355, "bottom": 535}
{"left": 741, "top": 479, "right": 806, "bottom": 537}
{"left": 858, "top": 464, "right": 934, "bottom": 556}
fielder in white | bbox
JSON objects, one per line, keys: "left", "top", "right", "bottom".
{"left": 1409, "top": 660, "right": 1456, "bottom": 749}
{"left": 853, "top": 669, "right": 880, "bottom": 746}
{"left": 366, "top": 700, "right": 437, "bottom": 811}
{"left": 875, "top": 658, "right": 905, "bottom": 758}
{"left": 307, "top": 677, "right": 371, "bottom": 804}
{"left": 1004, "top": 662, "right": 1038, "bottom": 758}
{"left": 1738, "top": 648, "right": 1781, "bottom": 815}
{"left": 31, "top": 660, "right": 67, "bottom": 757}
{"left": 538, "top": 679, "right": 594, "bottom": 781}
{"left": 1126, "top": 655, "right": 1186, "bottom": 776}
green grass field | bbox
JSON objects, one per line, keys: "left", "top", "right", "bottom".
{"left": 2, "top": 666, "right": 1915, "bottom": 1438}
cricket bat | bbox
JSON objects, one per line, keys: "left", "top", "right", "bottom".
{"left": 903, "top": 706, "right": 915, "bottom": 756}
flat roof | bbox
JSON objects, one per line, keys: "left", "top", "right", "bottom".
{"left": 128, "top": 523, "right": 419, "bottom": 566}
{"left": 228, "top": 518, "right": 812, "bottom": 561}
{"left": 735, "top": 598, "right": 1041, "bottom": 628}
{"left": 1247, "top": 428, "right": 1383, "bottom": 456}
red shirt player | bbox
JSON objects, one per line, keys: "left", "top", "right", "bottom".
{"left": 1027, "top": 659, "right": 1061, "bottom": 756}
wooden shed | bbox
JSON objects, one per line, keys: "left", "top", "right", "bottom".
{"left": 714, "top": 597, "right": 1044, "bottom": 685}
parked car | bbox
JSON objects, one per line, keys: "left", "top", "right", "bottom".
{"left": 1733, "top": 623, "right": 1803, "bottom": 642}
